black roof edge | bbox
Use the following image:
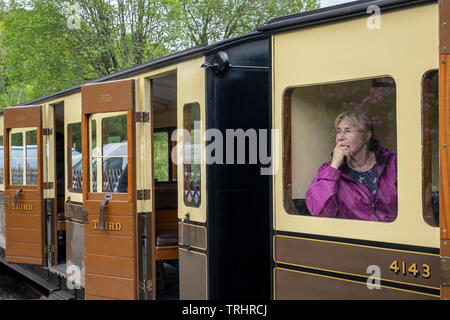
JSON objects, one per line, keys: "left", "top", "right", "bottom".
{"left": 12, "top": 43, "right": 209, "bottom": 107}
{"left": 258, "top": 0, "right": 437, "bottom": 34}
{"left": 202, "top": 31, "right": 267, "bottom": 55}
{"left": 12, "top": 30, "right": 269, "bottom": 108}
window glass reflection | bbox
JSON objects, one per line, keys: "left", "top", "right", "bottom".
{"left": 183, "top": 103, "right": 201, "bottom": 208}
{"left": 422, "top": 70, "right": 439, "bottom": 227}
{"left": 68, "top": 123, "right": 82, "bottom": 193}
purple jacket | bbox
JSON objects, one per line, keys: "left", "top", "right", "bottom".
{"left": 306, "top": 146, "right": 397, "bottom": 222}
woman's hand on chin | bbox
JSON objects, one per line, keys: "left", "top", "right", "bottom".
{"left": 331, "top": 141, "right": 350, "bottom": 169}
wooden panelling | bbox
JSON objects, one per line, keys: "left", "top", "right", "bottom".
{"left": 85, "top": 274, "right": 136, "bottom": 300}
{"left": 4, "top": 105, "right": 42, "bottom": 129}
{"left": 6, "top": 256, "right": 42, "bottom": 265}
{"left": 156, "top": 246, "right": 179, "bottom": 260}
{"left": 274, "top": 268, "right": 438, "bottom": 300}
{"left": 81, "top": 80, "right": 135, "bottom": 114}
{"left": 82, "top": 80, "right": 138, "bottom": 300}
{"left": 84, "top": 234, "right": 135, "bottom": 257}
{"left": 440, "top": 0, "right": 450, "bottom": 55}
{"left": 156, "top": 208, "right": 177, "bottom": 231}
{"left": 85, "top": 214, "right": 136, "bottom": 237}
{"left": 6, "top": 242, "right": 42, "bottom": 258}
{"left": 6, "top": 228, "right": 41, "bottom": 244}
{"left": 85, "top": 294, "right": 118, "bottom": 300}
{"left": 85, "top": 254, "right": 135, "bottom": 279}
{"left": 275, "top": 235, "right": 440, "bottom": 289}
{"left": 85, "top": 200, "right": 134, "bottom": 216}
{"left": 4, "top": 109, "right": 44, "bottom": 266}
{"left": 6, "top": 214, "right": 41, "bottom": 229}
{"left": 440, "top": 54, "right": 450, "bottom": 244}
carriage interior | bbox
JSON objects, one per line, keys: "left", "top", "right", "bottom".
{"left": 151, "top": 72, "right": 179, "bottom": 298}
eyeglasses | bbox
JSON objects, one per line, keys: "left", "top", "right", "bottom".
{"left": 335, "top": 129, "right": 360, "bottom": 136}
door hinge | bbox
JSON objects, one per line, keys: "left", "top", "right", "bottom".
{"left": 45, "top": 245, "right": 55, "bottom": 253}
{"left": 42, "top": 128, "right": 53, "bottom": 135}
{"left": 139, "top": 280, "right": 153, "bottom": 293}
{"left": 43, "top": 182, "right": 54, "bottom": 190}
{"left": 136, "top": 112, "right": 149, "bottom": 123}
{"left": 137, "top": 189, "right": 151, "bottom": 200}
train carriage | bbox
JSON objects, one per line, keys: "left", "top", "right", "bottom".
{"left": 0, "top": 0, "right": 448, "bottom": 300}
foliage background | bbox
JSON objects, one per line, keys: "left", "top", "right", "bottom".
{"left": 0, "top": 0, "right": 319, "bottom": 108}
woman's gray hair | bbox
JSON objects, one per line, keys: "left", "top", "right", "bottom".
{"left": 335, "top": 111, "right": 379, "bottom": 151}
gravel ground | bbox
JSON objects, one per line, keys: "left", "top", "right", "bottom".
{"left": 0, "top": 264, "right": 38, "bottom": 300}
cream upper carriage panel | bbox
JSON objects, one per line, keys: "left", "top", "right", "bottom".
{"left": 273, "top": 4, "right": 439, "bottom": 247}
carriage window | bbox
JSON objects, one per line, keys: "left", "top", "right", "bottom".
{"left": 90, "top": 114, "right": 128, "bottom": 193}
{"left": 10, "top": 129, "right": 38, "bottom": 186}
{"left": 0, "top": 136, "right": 4, "bottom": 185}
{"left": 422, "top": 70, "right": 439, "bottom": 227}
{"left": 91, "top": 120, "right": 97, "bottom": 192}
{"left": 183, "top": 103, "right": 201, "bottom": 208}
{"left": 284, "top": 77, "right": 397, "bottom": 222}
{"left": 68, "top": 123, "right": 82, "bottom": 193}
{"left": 25, "top": 130, "right": 38, "bottom": 185}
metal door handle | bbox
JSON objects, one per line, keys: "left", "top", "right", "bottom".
{"left": 14, "top": 189, "right": 23, "bottom": 206}
{"left": 99, "top": 199, "right": 109, "bottom": 231}
{"left": 181, "top": 213, "right": 190, "bottom": 250}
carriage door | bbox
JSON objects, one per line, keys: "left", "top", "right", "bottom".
{"left": 81, "top": 78, "right": 153, "bottom": 300}
{"left": 3, "top": 105, "right": 47, "bottom": 265}
{"left": 178, "top": 59, "right": 208, "bottom": 299}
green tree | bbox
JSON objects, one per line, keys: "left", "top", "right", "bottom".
{"left": 0, "top": 0, "right": 319, "bottom": 107}
{"left": 175, "top": 0, "right": 319, "bottom": 47}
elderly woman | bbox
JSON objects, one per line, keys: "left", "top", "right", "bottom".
{"left": 305, "top": 111, "right": 397, "bottom": 222}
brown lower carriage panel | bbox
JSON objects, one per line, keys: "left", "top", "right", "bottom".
{"left": 84, "top": 199, "right": 137, "bottom": 300}
{"left": 5, "top": 194, "right": 43, "bottom": 265}
{"left": 274, "top": 235, "right": 440, "bottom": 299}
{"left": 275, "top": 268, "right": 436, "bottom": 300}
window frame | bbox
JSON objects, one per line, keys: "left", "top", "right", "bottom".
{"left": 89, "top": 111, "right": 128, "bottom": 194}
{"left": 9, "top": 127, "right": 39, "bottom": 186}
{"left": 283, "top": 76, "right": 398, "bottom": 222}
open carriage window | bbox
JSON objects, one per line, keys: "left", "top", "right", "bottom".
{"left": 90, "top": 113, "right": 128, "bottom": 193}
{"left": 67, "top": 122, "right": 82, "bottom": 193}
{"left": 284, "top": 77, "right": 397, "bottom": 222}
{"left": 183, "top": 103, "right": 201, "bottom": 208}
{"left": 422, "top": 70, "right": 439, "bottom": 227}
{"left": 10, "top": 128, "right": 38, "bottom": 186}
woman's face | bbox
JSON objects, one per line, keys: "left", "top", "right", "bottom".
{"left": 335, "top": 118, "right": 371, "bottom": 155}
